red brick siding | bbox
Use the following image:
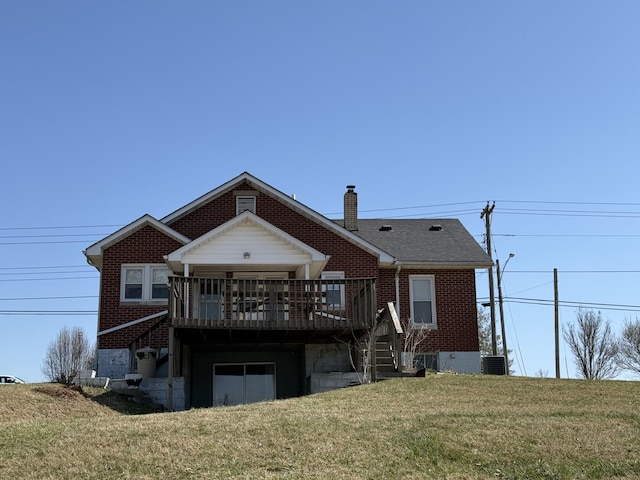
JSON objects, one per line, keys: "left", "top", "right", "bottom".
{"left": 381, "top": 268, "right": 479, "bottom": 352}
{"left": 98, "top": 184, "right": 479, "bottom": 354}
{"left": 98, "top": 226, "right": 182, "bottom": 350}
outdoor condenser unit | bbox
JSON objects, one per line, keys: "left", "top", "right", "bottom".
{"left": 482, "top": 355, "right": 506, "bottom": 375}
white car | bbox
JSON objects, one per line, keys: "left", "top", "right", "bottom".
{"left": 0, "top": 375, "right": 26, "bottom": 384}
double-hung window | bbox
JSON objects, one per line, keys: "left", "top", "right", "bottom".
{"left": 121, "top": 265, "right": 169, "bottom": 303}
{"left": 409, "top": 275, "right": 436, "bottom": 327}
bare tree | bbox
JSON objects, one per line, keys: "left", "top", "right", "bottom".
{"left": 402, "top": 320, "right": 430, "bottom": 374}
{"left": 563, "top": 308, "right": 620, "bottom": 380}
{"left": 477, "top": 307, "right": 493, "bottom": 357}
{"left": 617, "top": 317, "right": 640, "bottom": 376}
{"left": 42, "top": 327, "right": 94, "bottom": 384}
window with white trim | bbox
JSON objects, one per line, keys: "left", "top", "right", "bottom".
{"left": 121, "top": 265, "right": 169, "bottom": 302}
{"left": 409, "top": 275, "right": 436, "bottom": 326}
{"left": 321, "top": 271, "right": 345, "bottom": 308}
{"left": 236, "top": 196, "right": 256, "bottom": 214}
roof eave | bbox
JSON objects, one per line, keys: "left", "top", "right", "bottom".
{"left": 388, "top": 260, "right": 494, "bottom": 270}
{"left": 83, "top": 214, "right": 190, "bottom": 267}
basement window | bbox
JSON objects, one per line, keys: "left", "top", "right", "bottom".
{"left": 414, "top": 353, "right": 438, "bottom": 371}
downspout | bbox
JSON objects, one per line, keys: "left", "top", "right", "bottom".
{"left": 394, "top": 262, "right": 402, "bottom": 320}
{"left": 394, "top": 262, "right": 403, "bottom": 373}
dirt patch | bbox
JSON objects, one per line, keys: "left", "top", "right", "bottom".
{"left": 33, "top": 384, "right": 85, "bottom": 400}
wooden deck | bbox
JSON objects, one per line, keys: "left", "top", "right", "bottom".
{"left": 168, "top": 276, "right": 377, "bottom": 330}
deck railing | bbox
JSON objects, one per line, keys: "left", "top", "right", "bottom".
{"left": 168, "top": 276, "right": 376, "bottom": 330}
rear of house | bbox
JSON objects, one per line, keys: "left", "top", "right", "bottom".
{"left": 84, "top": 172, "right": 491, "bottom": 410}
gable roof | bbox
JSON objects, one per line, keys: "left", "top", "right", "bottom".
{"left": 161, "top": 171, "right": 395, "bottom": 265}
{"left": 84, "top": 173, "right": 491, "bottom": 271}
{"left": 351, "top": 218, "right": 492, "bottom": 268}
{"left": 83, "top": 214, "right": 190, "bottom": 270}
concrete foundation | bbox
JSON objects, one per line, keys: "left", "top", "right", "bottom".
{"left": 438, "top": 351, "right": 481, "bottom": 374}
{"left": 96, "top": 348, "right": 130, "bottom": 379}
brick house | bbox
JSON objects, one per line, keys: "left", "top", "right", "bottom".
{"left": 84, "top": 172, "right": 491, "bottom": 409}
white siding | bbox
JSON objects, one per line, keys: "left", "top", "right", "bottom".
{"left": 181, "top": 222, "right": 311, "bottom": 266}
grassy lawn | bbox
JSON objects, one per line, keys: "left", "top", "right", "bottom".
{"left": 1, "top": 375, "right": 639, "bottom": 479}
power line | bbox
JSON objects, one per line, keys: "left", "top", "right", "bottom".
{"left": 0, "top": 265, "right": 90, "bottom": 270}
{"left": 0, "top": 310, "right": 97, "bottom": 316}
{"left": 0, "top": 270, "right": 93, "bottom": 277}
{"left": 496, "top": 200, "right": 640, "bottom": 207}
{"left": 495, "top": 205, "right": 640, "bottom": 218}
{"left": 0, "top": 295, "right": 98, "bottom": 302}
{"left": 0, "top": 234, "right": 108, "bottom": 239}
{"left": 478, "top": 296, "right": 640, "bottom": 313}
{"left": 0, "top": 240, "right": 102, "bottom": 245}
{"left": 493, "top": 234, "right": 640, "bottom": 238}
{"left": 505, "top": 270, "right": 640, "bottom": 274}
{"left": 0, "top": 276, "right": 98, "bottom": 282}
{"left": 0, "top": 224, "right": 122, "bottom": 231}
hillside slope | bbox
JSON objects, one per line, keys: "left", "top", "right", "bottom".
{"left": 1, "top": 376, "right": 639, "bottom": 479}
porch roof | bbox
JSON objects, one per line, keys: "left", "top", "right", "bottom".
{"left": 165, "top": 211, "right": 330, "bottom": 279}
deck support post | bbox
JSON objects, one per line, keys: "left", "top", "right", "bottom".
{"left": 167, "top": 325, "right": 174, "bottom": 411}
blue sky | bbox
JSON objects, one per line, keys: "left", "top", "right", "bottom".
{"left": 2, "top": 2, "right": 639, "bottom": 382}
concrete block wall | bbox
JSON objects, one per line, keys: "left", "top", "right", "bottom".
{"left": 140, "top": 377, "right": 186, "bottom": 411}
{"left": 96, "top": 348, "right": 130, "bottom": 379}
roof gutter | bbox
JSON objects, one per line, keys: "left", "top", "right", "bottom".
{"left": 395, "top": 262, "right": 402, "bottom": 320}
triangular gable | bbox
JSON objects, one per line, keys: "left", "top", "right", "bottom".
{"left": 161, "top": 171, "right": 395, "bottom": 265}
{"left": 165, "top": 211, "right": 330, "bottom": 278}
{"left": 84, "top": 214, "right": 190, "bottom": 270}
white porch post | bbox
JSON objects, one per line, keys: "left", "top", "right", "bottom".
{"left": 183, "top": 263, "right": 190, "bottom": 318}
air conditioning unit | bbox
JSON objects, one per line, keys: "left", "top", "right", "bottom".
{"left": 482, "top": 355, "right": 506, "bottom": 375}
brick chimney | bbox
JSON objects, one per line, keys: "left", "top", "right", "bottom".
{"left": 344, "top": 185, "right": 358, "bottom": 231}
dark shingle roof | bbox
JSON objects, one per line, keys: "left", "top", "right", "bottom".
{"left": 347, "top": 218, "right": 492, "bottom": 267}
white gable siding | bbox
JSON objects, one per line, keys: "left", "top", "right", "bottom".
{"left": 181, "top": 222, "right": 311, "bottom": 266}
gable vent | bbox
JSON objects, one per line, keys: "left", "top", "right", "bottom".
{"left": 429, "top": 224, "right": 443, "bottom": 232}
{"left": 379, "top": 225, "right": 393, "bottom": 232}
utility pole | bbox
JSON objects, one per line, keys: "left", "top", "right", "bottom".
{"left": 481, "top": 202, "right": 497, "bottom": 355}
{"left": 497, "top": 255, "right": 513, "bottom": 375}
{"left": 554, "top": 268, "right": 560, "bottom": 378}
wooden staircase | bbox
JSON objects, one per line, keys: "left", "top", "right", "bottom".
{"left": 375, "top": 336, "right": 400, "bottom": 374}
{"left": 354, "top": 302, "right": 403, "bottom": 381}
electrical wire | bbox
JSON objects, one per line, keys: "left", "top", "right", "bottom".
{"left": 0, "top": 295, "right": 98, "bottom": 302}
{"left": 488, "top": 297, "right": 640, "bottom": 313}
{"left": 0, "top": 310, "right": 97, "bottom": 316}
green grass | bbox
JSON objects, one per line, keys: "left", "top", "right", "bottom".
{"left": 1, "top": 375, "right": 639, "bottom": 479}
